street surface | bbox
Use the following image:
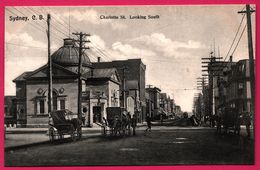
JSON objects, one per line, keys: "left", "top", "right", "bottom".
{"left": 5, "top": 126, "right": 254, "bottom": 166}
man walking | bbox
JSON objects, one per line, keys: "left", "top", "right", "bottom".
{"left": 243, "top": 112, "right": 251, "bottom": 138}
{"left": 131, "top": 113, "right": 137, "bottom": 136}
{"left": 145, "top": 115, "right": 152, "bottom": 132}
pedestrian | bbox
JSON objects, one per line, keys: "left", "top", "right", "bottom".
{"left": 102, "top": 117, "right": 108, "bottom": 135}
{"left": 160, "top": 114, "right": 163, "bottom": 125}
{"left": 216, "top": 114, "right": 221, "bottom": 134}
{"left": 145, "top": 114, "right": 152, "bottom": 133}
{"left": 234, "top": 114, "right": 241, "bottom": 135}
{"left": 243, "top": 112, "right": 251, "bottom": 138}
{"left": 131, "top": 113, "right": 137, "bottom": 136}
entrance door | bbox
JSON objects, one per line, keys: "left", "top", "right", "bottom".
{"left": 93, "top": 106, "right": 101, "bottom": 123}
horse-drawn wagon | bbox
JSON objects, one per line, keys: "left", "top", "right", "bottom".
{"left": 48, "top": 109, "right": 82, "bottom": 141}
{"left": 103, "top": 107, "right": 131, "bottom": 136}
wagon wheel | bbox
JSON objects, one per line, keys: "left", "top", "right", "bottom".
{"left": 77, "top": 127, "right": 82, "bottom": 140}
{"left": 49, "top": 127, "right": 55, "bottom": 142}
{"left": 71, "top": 131, "right": 76, "bottom": 141}
{"left": 58, "top": 132, "right": 63, "bottom": 139}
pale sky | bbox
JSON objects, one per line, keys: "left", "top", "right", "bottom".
{"left": 4, "top": 5, "right": 256, "bottom": 112}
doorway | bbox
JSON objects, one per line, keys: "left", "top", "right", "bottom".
{"left": 93, "top": 106, "right": 101, "bottom": 123}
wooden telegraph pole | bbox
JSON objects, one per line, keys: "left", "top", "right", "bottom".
{"left": 47, "top": 14, "right": 53, "bottom": 118}
{"left": 72, "top": 32, "right": 90, "bottom": 122}
{"left": 238, "top": 4, "right": 255, "bottom": 137}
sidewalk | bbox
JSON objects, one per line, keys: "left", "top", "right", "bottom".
{"left": 4, "top": 131, "right": 102, "bottom": 150}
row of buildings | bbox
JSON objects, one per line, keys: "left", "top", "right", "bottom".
{"left": 4, "top": 38, "right": 182, "bottom": 127}
{"left": 145, "top": 86, "right": 182, "bottom": 120}
{"left": 193, "top": 55, "right": 254, "bottom": 123}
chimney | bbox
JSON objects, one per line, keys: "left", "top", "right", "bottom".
{"left": 63, "top": 38, "right": 73, "bottom": 47}
{"left": 97, "top": 57, "right": 101, "bottom": 63}
{"left": 229, "top": 56, "right": 233, "bottom": 62}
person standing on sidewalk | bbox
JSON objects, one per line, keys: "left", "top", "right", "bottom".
{"left": 145, "top": 115, "right": 152, "bottom": 133}
{"left": 131, "top": 113, "right": 137, "bottom": 136}
{"left": 243, "top": 112, "right": 251, "bottom": 138}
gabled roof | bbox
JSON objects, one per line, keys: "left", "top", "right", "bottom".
{"left": 13, "top": 63, "right": 78, "bottom": 82}
{"left": 13, "top": 72, "right": 33, "bottom": 82}
{"left": 83, "top": 68, "right": 121, "bottom": 84}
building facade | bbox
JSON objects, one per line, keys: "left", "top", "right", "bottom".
{"left": 145, "top": 86, "right": 161, "bottom": 119}
{"left": 13, "top": 38, "right": 120, "bottom": 127}
{"left": 93, "top": 59, "right": 146, "bottom": 122}
{"left": 216, "top": 59, "right": 253, "bottom": 117}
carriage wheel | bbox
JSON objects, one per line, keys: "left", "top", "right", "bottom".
{"left": 58, "top": 132, "right": 63, "bottom": 139}
{"left": 49, "top": 127, "right": 55, "bottom": 142}
{"left": 71, "top": 131, "right": 76, "bottom": 141}
{"left": 77, "top": 127, "right": 82, "bottom": 140}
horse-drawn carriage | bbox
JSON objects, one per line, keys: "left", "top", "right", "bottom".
{"left": 48, "top": 109, "right": 82, "bottom": 141}
{"left": 103, "top": 107, "right": 131, "bottom": 136}
{"left": 218, "top": 108, "right": 241, "bottom": 134}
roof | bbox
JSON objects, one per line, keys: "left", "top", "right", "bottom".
{"left": 13, "top": 72, "right": 33, "bottom": 82}
{"left": 51, "top": 38, "right": 92, "bottom": 67}
{"left": 83, "top": 68, "right": 121, "bottom": 84}
{"left": 13, "top": 63, "right": 79, "bottom": 82}
{"left": 93, "top": 59, "right": 146, "bottom": 69}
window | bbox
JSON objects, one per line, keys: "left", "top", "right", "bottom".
{"left": 60, "top": 99, "right": 65, "bottom": 110}
{"left": 40, "top": 100, "right": 45, "bottom": 114}
{"left": 238, "top": 83, "right": 243, "bottom": 89}
{"left": 82, "top": 81, "right": 86, "bottom": 92}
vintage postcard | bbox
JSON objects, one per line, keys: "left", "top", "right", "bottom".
{"left": 2, "top": 1, "right": 257, "bottom": 168}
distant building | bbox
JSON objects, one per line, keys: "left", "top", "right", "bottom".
{"left": 159, "top": 93, "right": 168, "bottom": 115}
{"left": 145, "top": 86, "right": 161, "bottom": 119}
{"left": 4, "top": 96, "right": 17, "bottom": 126}
{"left": 93, "top": 59, "right": 146, "bottom": 122}
{"left": 175, "top": 105, "right": 182, "bottom": 117}
{"left": 170, "top": 99, "right": 175, "bottom": 116}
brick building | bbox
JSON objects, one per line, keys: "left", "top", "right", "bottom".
{"left": 93, "top": 59, "right": 146, "bottom": 122}
{"left": 216, "top": 59, "right": 253, "bottom": 117}
{"left": 145, "top": 86, "right": 161, "bottom": 119}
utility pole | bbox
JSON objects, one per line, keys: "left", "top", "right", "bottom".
{"left": 238, "top": 4, "right": 255, "bottom": 137}
{"left": 47, "top": 14, "right": 53, "bottom": 118}
{"left": 72, "top": 32, "right": 90, "bottom": 122}
{"left": 119, "top": 67, "right": 128, "bottom": 109}
{"left": 202, "top": 51, "right": 224, "bottom": 125}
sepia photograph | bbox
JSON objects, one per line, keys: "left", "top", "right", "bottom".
{"left": 3, "top": 4, "right": 256, "bottom": 166}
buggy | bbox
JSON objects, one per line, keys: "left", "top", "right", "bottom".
{"left": 220, "top": 108, "right": 241, "bottom": 135}
{"left": 102, "top": 107, "right": 131, "bottom": 136}
{"left": 48, "top": 109, "right": 82, "bottom": 141}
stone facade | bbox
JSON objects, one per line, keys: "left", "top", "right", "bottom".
{"left": 12, "top": 38, "right": 120, "bottom": 127}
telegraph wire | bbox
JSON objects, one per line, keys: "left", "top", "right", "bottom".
{"left": 223, "top": 13, "right": 246, "bottom": 61}
{"left": 21, "top": 7, "right": 70, "bottom": 40}
{"left": 230, "top": 24, "right": 247, "bottom": 57}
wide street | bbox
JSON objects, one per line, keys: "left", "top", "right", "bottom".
{"left": 5, "top": 126, "right": 254, "bottom": 166}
